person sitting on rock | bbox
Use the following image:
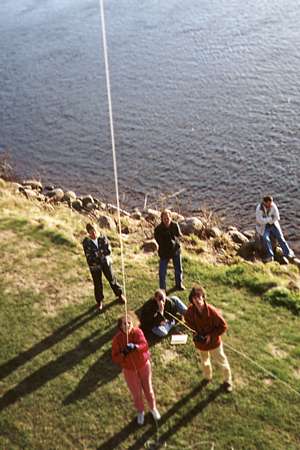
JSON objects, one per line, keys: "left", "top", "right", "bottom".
{"left": 82, "top": 223, "right": 126, "bottom": 311}
{"left": 256, "top": 195, "right": 295, "bottom": 263}
{"left": 154, "top": 209, "right": 185, "bottom": 291}
{"left": 140, "top": 289, "right": 187, "bottom": 338}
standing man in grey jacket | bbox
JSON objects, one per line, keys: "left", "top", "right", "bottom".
{"left": 256, "top": 195, "right": 294, "bottom": 263}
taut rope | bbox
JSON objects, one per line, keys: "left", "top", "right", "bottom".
{"left": 98, "top": 0, "right": 128, "bottom": 341}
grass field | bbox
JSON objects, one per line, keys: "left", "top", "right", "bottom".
{"left": 0, "top": 182, "right": 299, "bottom": 450}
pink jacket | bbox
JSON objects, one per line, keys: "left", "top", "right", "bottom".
{"left": 112, "top": 327, "right": 150, "bottom": 371}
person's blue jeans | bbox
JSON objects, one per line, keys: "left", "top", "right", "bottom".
{"left": 170, "top": 295, "right": 188, "bottom": 315}
{"left": 262, "top": 224, "right": 294, "bottom": 259}
{"left": 159, "top": 252, "right": 183, "bottom": 290}
{"left": 152, "top": 296, "right": 187, "bottom": 337}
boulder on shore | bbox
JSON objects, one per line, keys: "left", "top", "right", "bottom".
{"left": 228, "top": 229, "right": 249, "bottom": 245}
{"left": 141, "top": 239, "right": 158, "bottom": 253}
{"left": 45, "top": 188, "right": 64, "bottom": 202}
{"left": 22, "top": 179, "right": 43, "bottom": 191}
{"left": 63, "top": 191, "right": 77, "bottom": 203}
{"left": 71, "top": 199, "right": 83, "bottom": 211}
{"left": 179, "top": 217, "right": 203, "bottom": 236}
{"left": 98, "top": 214, "right": 116, "bottom": 230}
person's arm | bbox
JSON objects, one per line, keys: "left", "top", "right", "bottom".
{"left": 82, "top": 238, "right": 99, "bottom": 268}
{"left": 183, "top": 309, "right": 196, "bottom": 333}
{"left": 141, "top": 301, "right": 156, "bottom": 330}
{"left": 175, "top": 222, "right": 183, "bottom": 238}
{"left": 154, "top": 225, "right": 162, "bottom": 246}
{"left": 208, "top": 307, "right": 227, "bottom": 340}
{"left": 132, "top": 328, "right": 149, "bottom": 353}
{"left": 256, "top": 206, "right": 272, "bottom": 225}
{"left": 269, "top": 204, "right": 280, "bottom": 223}
{"left": 112, "top": 336, "right": 126, "bottom": 365}
{"left": 99, "top": 236, "right": 111, "bottom": 257}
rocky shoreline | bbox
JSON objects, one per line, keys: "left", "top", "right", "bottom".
{"left": 4, "top": 176, "right": 299, "bottom": 270}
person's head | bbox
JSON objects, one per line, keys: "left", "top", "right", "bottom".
{"left": 161, "top": 209, "right": 172, "bottom": 227}
{"left": 86, "top": 223, "right": 97, "bottom": 240}
{"left": 154, "top": 289, "right": 166, "bottom": 307}
{"left": 188, "top": 285, "right": 206, "bottom": 312}
{"left": 117, "top": 311, "right": 139, "bottom": 334}
{"left": 262, "top": 195, "right": 273, "bottom": 210}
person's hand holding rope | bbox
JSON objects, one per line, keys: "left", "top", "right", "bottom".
{"left": 122, "top": 343, "right": 138, "bottom": 356}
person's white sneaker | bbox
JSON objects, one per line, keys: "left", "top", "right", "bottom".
{"left": 151, "top": 408, "right": 161, "bottom": 421}
{"left": 137, "top": 412, "right": 144, "bottom": 425}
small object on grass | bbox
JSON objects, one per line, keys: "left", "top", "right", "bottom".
{"left": 171, "top": 334, "right": 188, "bottom": 345}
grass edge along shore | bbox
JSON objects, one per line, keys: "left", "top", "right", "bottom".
{"left": 0, "top": 178, "right": 299, "bottom": 450}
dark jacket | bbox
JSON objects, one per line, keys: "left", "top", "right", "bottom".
{"left": 154, "top": 221, "right": 182, "bottom": 259}
{"left": 82, "top": 235, "right": 111, "bottom": 270}
{"left": 140, "top": 296, "right": 180, "bottom": 331}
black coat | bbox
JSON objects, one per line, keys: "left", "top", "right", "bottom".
{"left": 140, "top": 297, "right": 179, "bottom": 331}
{"left": 154, "top": 221, "right": 182, "bottom": 259}
{"left": 82, "top": 235, "right": 111, "bottom": 270}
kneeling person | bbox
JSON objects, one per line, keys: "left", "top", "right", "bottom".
{"left": 141, "top": 289, "right": 187, "bottom": 338}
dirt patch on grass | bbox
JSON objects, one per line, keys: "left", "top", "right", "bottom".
{"left": 161, "top": 348, "right": 178, "bottom": 364}
{"left": 293, "top": 367, "right": 300, "bottom": 380}
{"left": 234, "top": 375, "right": 248, "bottom": 389}
{"left": 263, "top": 378, "right": 274, "bottom": 386}
{"left": 224, "top": 312, "right": 237, "bottom": 321}
{"left": 267, "top": 343, "right": 288, "bottom": 359}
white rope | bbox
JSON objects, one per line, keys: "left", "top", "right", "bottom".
{"left": 98, "top": 0, "right": 128, "bottom": 340}
{"left": 167, "top": 313, "right": 300, "bottom": 397}
{"left": 98, "top": 0, "right": 300, "bottom": 398}
{"left": 224, "top": 342, "right": 300, "bottom": 397}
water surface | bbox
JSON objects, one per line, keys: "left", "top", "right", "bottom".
{"left": 0, "top": 0, "right": 299, "bottom": 249}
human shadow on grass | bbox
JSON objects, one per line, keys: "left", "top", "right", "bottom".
{"left": 96, "top": 381, "right": 223, "bottom": 450}
{"left": 0, "top": 323, "right": 117, "bottom": 412}
{"left": 128, "top": 385, "right": 224, "bottom": 450}
{"left": 63, "top": 344, "right": 121, "bottom": 405}
{"left": 0, "top": 305, "right": 98, "bottom": 382}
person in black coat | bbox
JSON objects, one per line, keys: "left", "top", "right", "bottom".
{"left": 140, "top": 289, "right": 187, "bottom": 337}
{"left": 154, "top": 209, "right": 185, "bottom": 291}
{"left": 82, "top": 223, "right": 126, "bottom": 310}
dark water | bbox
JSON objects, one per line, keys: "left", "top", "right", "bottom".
{"left": 0, "top": 0, "right": 299, "bottom": 250}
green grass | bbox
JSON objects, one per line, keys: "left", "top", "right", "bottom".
{"left": 0, "top": 183, "right": 300, "bottom": 449}
{"left": 263, "top": 287, "right": 300, "bottom": 315}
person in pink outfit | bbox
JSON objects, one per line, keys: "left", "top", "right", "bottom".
{"left": 112, "top": 311, "right": 161, "bottom": 425}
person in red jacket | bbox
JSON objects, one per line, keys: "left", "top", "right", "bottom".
{"left": 184, "top": 285, "right": 233, "bottom": 392}
{"left": 112, "top": 311, "right": 161, "bottom": 425}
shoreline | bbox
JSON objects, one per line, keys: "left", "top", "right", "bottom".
{"left": 1, "top": 167, "right": 299, "bottom": 268}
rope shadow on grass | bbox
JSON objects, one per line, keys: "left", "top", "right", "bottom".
{"left": 96, "top": 381, "right": 222, "bottom": 450}
{"left": 0, "top": 305, "right": 98, "bottom": 382}
{"left": 0, "top": 325, "right": 117, "bottom": 412}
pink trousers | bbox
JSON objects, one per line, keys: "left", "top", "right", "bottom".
{"left": 123, "top": 360, "right": 156, "bottom": 413}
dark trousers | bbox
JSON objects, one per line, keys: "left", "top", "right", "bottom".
{"left": 159, "top": 252, "right": 183, "bottom": 290}
{"left": 90, "top": 260, "right": 122, "bottom": 304}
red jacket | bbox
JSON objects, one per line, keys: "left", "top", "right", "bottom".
{"left": 112, "top": 327, "right": 150, "bottom": 370}
{"left": 184, "top": 302, "right": 227, "bottom": 351}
